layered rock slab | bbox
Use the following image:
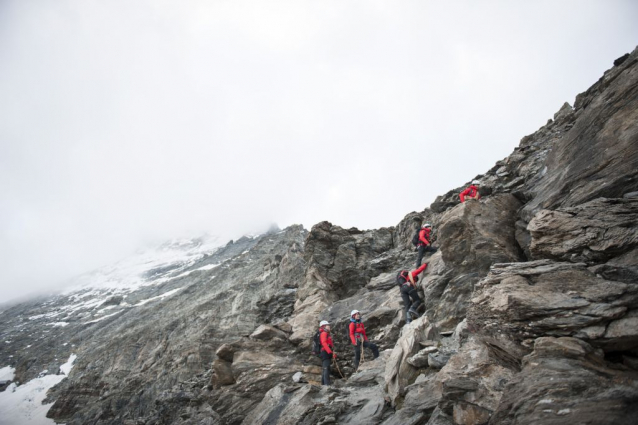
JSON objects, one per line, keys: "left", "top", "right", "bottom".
{"left": 468, "top": 260, "right": 638, "bottom": 360}
{"left": 490, "top": 337, "right": 638, "bottom": 425}
{"left": 521, "top": 47, "right": 638, "bottom": 220}
{"left": 528, "top": 197, "right": 638, "bottom": 263}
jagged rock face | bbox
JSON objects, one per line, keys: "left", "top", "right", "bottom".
{"left": 419, "top": 194, "right": 524, "bottom": 330}
{"left": 490, "top": 337, "right": 638, "bottom": 425}
{"left": 289, "top": 221, "right": 397, "bottom": 345}
{"left": 528, "top": 197, "right": 638, "bottom": 263}
{"left": 468, "top": 260, "right": 638, "bottom": 360}
{"left": 438, "top": 194, "right": 523, "bottom": 272}
{"left": 521, "top": 48, "right": 638, "bottom": 220}
{"left": 40, "top": 226, "right": 308, "bottom": 425}
{"left": 241, "top": 353, "right": 392, "bottom": 425}
{"left": 384, "top": 317, "right": 439, "bottom": 403}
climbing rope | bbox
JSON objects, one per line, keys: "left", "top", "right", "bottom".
{"left": 333, "top": 357, "right": 345, "bottom": 379}
{"left": 355, "top": 340, "right": 365, "bottom": 373}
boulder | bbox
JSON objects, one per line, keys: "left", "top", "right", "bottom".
{"left": 290, "top": 221, "right": 397, "bottom": 344}
{"left": 380, "top": 373, "right": 440, "bottom": 425}
{"left": 250, "top": 324, "right": 288, "bottom": 341}
{"left": 215, "top": 344, "right": 235, "bottom": 362}
{"left": 438, "top": 194, "right": 523, "bottom": 273}
{"left": 211, "top": 359, "right": 235, "bottom": 387}
{"left": 241, "top": 383, "right": 389, "bottom": 425}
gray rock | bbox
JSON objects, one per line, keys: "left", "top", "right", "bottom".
{"left": 522, "top": 47, "right": 638, "bottom": 220}
{"left": 385, "top": 316, "right": 439, "bottom": 403}
{"left": 250, "top": 324, "right": 288, "bottom": 341}
{"left": 528, "top": 198, "right": 638, "bottom": 263}
{"left": 406, "top": 348, "right": 433, "bottom": 368}
{"left": 468, "top": 259, "right": 638, "bottom": 359}
{"left": 215, "top": 343, "right": 235, "bottom": 362}
{"left": 211, "top": 359, "right": 235, "bottom": 387}
{"left": 490, "top": 337, "right": 638, "bottom": 425}
{"left": 428, "top": 352, "right": 451, "bottom": 369}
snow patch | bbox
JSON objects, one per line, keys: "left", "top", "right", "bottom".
{"left": 0, "top": 354, "right": 76, "bottom": 425}
{"left": 49, "top": 322, "right": 69, "bottom": 327}
{"left": 196, "top": 264, "right": 219, "bottom": 271}
{"left": 61, "top": 234, "right": 224, "bottom": 293}
{"left": 134, "top": 288, "right": 182, "bottom": 306}
{"left": 86, "top": 310, "right": 122, "bottom": 324}
{"left": 0, "top": 366, "right": 15, "bottom": 381}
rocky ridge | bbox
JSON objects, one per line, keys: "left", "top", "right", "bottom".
{"left": 0, "top": 47, "right": 637, "bottom": 425}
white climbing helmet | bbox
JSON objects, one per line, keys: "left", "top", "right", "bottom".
{"left": 472, "top": 180, "right": 481, "bottom": 185}
{"left": 319, "top": 320, "right": 330, "bottom": 327}
{"left": 422, "top": 223, "right": 431, "bottom": 228}
{"left": 350, "top": 310, "right": 360, "bottom": 317}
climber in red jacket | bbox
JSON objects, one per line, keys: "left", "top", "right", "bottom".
{"left": 319, "top": 320, "right": 335, "bottom": 385}
{"left": 396, "top": 263, "right": 428, "bottom": 323}
{"left": 349, "top": 310, "right": 379, "bottom": 370}
{"left": 415, "top": 223, "right": 437, "bottom": 268}
{"left": 460, "top": 180, "right": 481, "bottom": 202}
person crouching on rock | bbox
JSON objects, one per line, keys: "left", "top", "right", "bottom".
{"left": 349, "top": 310, "right": 379, "bottom": 370}
{"left": 396, "top": 263, "right": 428, "bottom": 324}
{"left": 319, "top": 320, "right": 336, "bottom": 385}
{"left": 459, "top": 180, "right": 481, "bottom": 203}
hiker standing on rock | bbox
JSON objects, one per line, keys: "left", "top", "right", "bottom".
{"left": 460, "top": 180, "right": 481, "bottom": 202}
{"left": 414, "top": 223, "right": 437, "bottom": 268}
{"left": 396, "top": 263, "right": 427, "bottom": 323}
{"left": 319, "top": 320, "right": 336, "bottom": 385}
{"left": 349, "top": 310, "right": 379, "bottom": 370}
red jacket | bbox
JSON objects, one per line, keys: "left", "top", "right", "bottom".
{"left": 418, "top": 228, "right": 431, "bottom": 246}
{"left": 349, "top": 321, "right": 368, "bottom": 344}
{"left": 459, "top": 185, "right": 479, "bottom": 202}
{"left": 411, "top": 263, "right": 428, "bottom": 280}
{"left": 398, "top": 263, "right": 428, "bottom": 286}
{"left": 320, "top": 328, "right": 333, "bottom": 354}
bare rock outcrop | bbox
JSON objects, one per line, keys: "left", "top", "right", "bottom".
{"left": 468, "top": 260, "right": 638, "bottom": 360}
{"left": 420, "top": 194, "right": 524, "bottom": 330}
{"left": 289, "top": 221, "right": 397, "bottom": 345}
{"left": 528, "top": 197, "right": 638, "bottom": 263}
{"left": 521, "top": 47, "right": 638, "bottom": 220}
{"left": 385, "top": 316, "right": 439, "bottom": 403}
{"left": 490, "top": 337, "right": 638, "bottom": 425}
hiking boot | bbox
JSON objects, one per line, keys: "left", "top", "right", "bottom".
{"left": 408, "top": 308, "right": 420, "bottom": 318}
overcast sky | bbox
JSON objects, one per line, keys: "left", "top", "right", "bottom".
{"left": 1, "top": 1, "right": 636, "bottom": 302}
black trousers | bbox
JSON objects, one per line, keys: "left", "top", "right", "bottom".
{"left": 353, "top": 340, "right": 379, "bottom": 369}
{"left": 400, "top": 285, "right": 421, "bottom": 321}
{"left": 416, "top": 244, "right": 437, "bottom": 268}
{"left": 320, "top": 351, "right": 332, "bottom": 385}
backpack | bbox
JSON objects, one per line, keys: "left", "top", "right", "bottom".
{"left": 396, "top": 270, "right": 409, "bottom": 286}
{"left": 312, "top": 330, "right": 322, "bottom": 356}
{"left": 411, "top": 229, "right": 421, "bottom": 246}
